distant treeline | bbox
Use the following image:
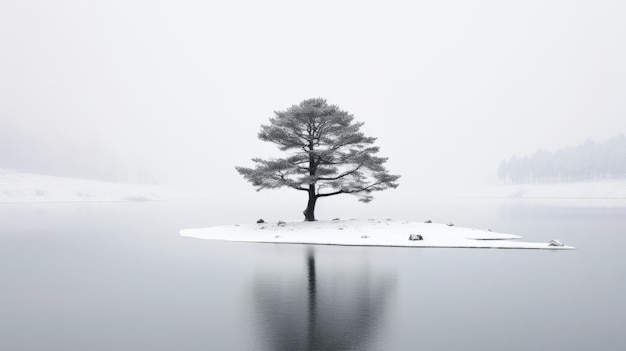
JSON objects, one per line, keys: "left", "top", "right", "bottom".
{"left": 498, "top": 135, "right": 626, "bottom": 183}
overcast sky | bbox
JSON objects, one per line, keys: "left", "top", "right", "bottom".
{"left": 1, "top": 0, "right": 625, "bottom": 198}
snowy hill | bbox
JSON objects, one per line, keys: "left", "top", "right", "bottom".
{"left": 0, "top": 169, "right": 183, "bottom": 203}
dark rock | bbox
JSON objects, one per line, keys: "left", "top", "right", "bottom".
{"left": 548, "top": 239, "right": 564, "bottom": 247}
{"left": 277, "top": 221, "right": 286, "bottom": 226}
{"left": 424, "top": 220, "right": 432, "bottom": 223}
{"left": 332, "top": 218, "right": 341, "bottom": 221}
{"left": 447, "top": 223, "right": 454, "bottom": 227}
{"left": 257, "top": 219, "right": 265, "bottom": 224}
{"left": 409, "top": 234, "right": 423, "bottom": 241}
{"left": 361, "top": 235, "right": 369, "bottom": 238}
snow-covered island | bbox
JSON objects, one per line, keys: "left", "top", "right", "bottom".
{"left": 180, "top": 219, "right": 575, "bottom": 250}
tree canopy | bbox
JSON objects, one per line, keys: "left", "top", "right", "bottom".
{"left": 236, "top": 98, "right": 400, "bottom": 221}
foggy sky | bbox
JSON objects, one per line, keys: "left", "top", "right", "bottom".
{"left": 1, "top": 0, "right": 625, "bottom": 197}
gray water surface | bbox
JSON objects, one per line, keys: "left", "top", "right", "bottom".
{"left": 1, "top": 200, "right": 625, "bottom": 350}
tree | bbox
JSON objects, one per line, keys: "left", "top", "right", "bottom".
{"left": 236, "top": 98, "right": 400, "bottom": 221}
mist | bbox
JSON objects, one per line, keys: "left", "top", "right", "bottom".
{"left": 2, "top": 0, "right": 625, "bottom": 199}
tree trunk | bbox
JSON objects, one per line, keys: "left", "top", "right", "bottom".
{"left": 305, "top": 134, "right": 317, "bottom": 221}
{"left": 303, "top": 186, "right": 317, "bottom": 221}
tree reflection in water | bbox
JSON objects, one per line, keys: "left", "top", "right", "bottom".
{"left": 253, "top": 247, "right": 396, "bottom": 351}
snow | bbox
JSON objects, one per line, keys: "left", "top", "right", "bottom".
{"left": 180, "top": 219, "right": 575, "bottom": 250}
{"left": 448, "top": 180, "right": 626, "bottom": 199}
{"left": 0, "top": 169, "right": 183, "bottom": 203}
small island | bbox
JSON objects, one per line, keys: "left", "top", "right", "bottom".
{"left": 180, "top": 219, "right": 574, "bottom": 250}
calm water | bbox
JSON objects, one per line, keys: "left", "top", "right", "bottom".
{"left": 1, "top": 199, "right": 625, "bottom": 350}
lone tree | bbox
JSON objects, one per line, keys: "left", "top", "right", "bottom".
{"left": 236, "top": 98, "right": 400, "bottom": 221}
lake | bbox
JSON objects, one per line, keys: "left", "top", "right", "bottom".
{"left": 1, "top": 199, "right": 625, "bottom": 350}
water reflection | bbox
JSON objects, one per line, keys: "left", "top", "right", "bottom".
{"left": 253, "top": 247, "right": 396, "bottom": 351}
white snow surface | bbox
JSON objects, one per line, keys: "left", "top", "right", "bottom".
{"left": 448, "top": 180, "right": 626, "bottom": 199}
{"left": 0, "top": 169, "right": 183, "bottom": 203}
{"left": 180, "top": 219, "right": 575, "bottom": 250}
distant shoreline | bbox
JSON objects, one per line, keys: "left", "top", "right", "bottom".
{"left": 0, "top": 168, "right": 184, "bottom": 203}
{"left": 418, "top": 180, "right": 626, "bottom": 200}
